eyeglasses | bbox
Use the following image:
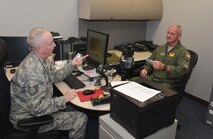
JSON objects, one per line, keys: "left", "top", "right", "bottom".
{"left": 47, "top": 40, "right": 55, "bottom": 46}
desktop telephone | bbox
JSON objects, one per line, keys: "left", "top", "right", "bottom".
{"left": 51, "top": 31, "right": 63, "bottom": 39}
{"left": 114, "top": 40, "right": 159, "bottom": 52}
{"left": 134, "top": 40, "right": 159, "bottom": 52}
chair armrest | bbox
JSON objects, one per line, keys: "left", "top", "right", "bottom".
{"left": 17, "top": 115, "right": 53, "bottom": 128}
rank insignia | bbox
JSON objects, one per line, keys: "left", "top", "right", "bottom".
{"left": 168, "top": 52, "right": 175, "bottom": 57}
{"left": 28, "top": 84, "right": 38, "bottom": 96}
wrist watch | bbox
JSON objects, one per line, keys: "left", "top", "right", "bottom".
{"left": 162, "top": 64, "right": 167, "bottom": 71}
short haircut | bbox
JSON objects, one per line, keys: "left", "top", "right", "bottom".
{"left": 27, "top": 27, "right": 49, "bottom": 49}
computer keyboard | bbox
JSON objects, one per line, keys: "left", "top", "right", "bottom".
{"left": 64, "top": 74, "right": 86, "bottom": 89}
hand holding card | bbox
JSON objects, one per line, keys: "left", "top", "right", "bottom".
{"left": 75, "top": 53, "right": 83, "bottom": 58}
{"left": 72, "top": 53, "right": 88, "bottom": 66}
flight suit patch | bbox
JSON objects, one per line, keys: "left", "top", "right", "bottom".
{"left": 186, "top": 52, "right": 191, "bottom": 59}
{"left": 168, "top": 52, "right": 175, "bottom": 57}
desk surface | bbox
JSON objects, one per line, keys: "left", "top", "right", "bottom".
{"left": 55, "top": 75, "right": 121, "bottom": 111}
{"left": 108, "top": 49, "right": 152, "bottom": 62}
{"left": 5, "top": 66, "right": 114, "bottom": 111}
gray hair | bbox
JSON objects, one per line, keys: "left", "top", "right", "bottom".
{"left": 176, "top": 25, "right": 182, "bottom": 37}
{"left": 27, "top": 27, "right": 50, "bottom": 49}
{"left": 170, "top": 24, "right": 182, "bottom": 37}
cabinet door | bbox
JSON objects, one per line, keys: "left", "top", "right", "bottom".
{"left": 79, "top": 0, "right": 131, "bottom": 20}
{"left": 90, "top": 0, "right": 131, "bottom": 20}
{"left": 131, "top": 0, "right": 163, "bottom": 20}
{"left": 99, "top": 125, "right": 116, "bottom": 139}
{"left": 79, "top": 0, "right": 163, "bottom": 20}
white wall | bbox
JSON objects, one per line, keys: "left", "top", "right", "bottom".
{"left": 79, "top": 20, "right": 147, "bottom": 49}
{"left": 146, "top": 0, "right": 213, "bottom": 101}
{"left": 0, "top": 0, "right": 78, "bottom": 39}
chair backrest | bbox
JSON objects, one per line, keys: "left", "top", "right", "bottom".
{"left": 178, "top": 49, "right": 198, "bottom": 95}
{"left": 0, "top": 67, "right": 12, "bottom": 138}
{"left": 0, "top": 38, "right": 12, "bottom": 138}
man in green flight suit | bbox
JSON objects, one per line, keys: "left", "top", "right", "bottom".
{"left": 133, "top": 24, "right": 190, "bottom": 92}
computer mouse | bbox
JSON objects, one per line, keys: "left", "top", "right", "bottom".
{"left": 83, "top": 89, "right": 95, "bottom": 95}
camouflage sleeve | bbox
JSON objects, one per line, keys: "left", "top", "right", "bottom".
{"left": 26, "top": 65, "right": 67, "bottom": 116}
{"left": 49, "top": 61, "right": 77, "bottom": 83}
{"left": 169, "top": 49, "right": 190, "bottom": 78}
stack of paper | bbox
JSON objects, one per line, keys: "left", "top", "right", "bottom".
{"left": 112, "top": 81, "right": 161, "bottom": 102}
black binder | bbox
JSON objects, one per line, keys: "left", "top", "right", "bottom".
{"left": 110, "top": 79, "right": 178, "bottom": 139}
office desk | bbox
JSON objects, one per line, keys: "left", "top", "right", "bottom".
{"left": 56, "top": 50, "right": 151, "bottom": 111}
{"left": 108, "top": 49, "right": 152, "bottom": 62}
{"left": 108, "top": 50, "right": 152, "bottom": 80}
{"left": 54, "top": 74, "right": 121, "bottom": 111}
{"left": 55, "top": 49, "right": 151, "bottom": 105}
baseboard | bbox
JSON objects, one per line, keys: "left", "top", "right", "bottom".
{"left": 184, "top": 92, "right": 209, "bottom": 106}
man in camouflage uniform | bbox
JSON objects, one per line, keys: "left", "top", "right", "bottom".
{"left": 10, "top": 27, "right": 88, "bottom": 139}
{"left": 133, "top": 24, "right": 190, "bottom": 91}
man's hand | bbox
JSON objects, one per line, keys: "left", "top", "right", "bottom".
{"left": 71, "top": 54, "right": 88, "bottom": 66}
{"left": 140, "top": 68, "right": 148, "bottom": 78}
{"left": 151, "top": 60, "right": 164, "bottom": 70}
{"left": 64, "top": 89, "right": 77, "bottom": 102}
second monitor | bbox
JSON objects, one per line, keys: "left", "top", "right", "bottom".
{"left": 86, "top": 29, "right": 109, "bottom": 68}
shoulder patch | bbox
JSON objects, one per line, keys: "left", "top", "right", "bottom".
{"left": 186, "top": 51, "right": 191, "bottom": 59}
{"left": 28, "top": 84, "right": 39, "bottom": 96}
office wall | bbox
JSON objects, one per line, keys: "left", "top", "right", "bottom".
{"left": 146, "top": 0, "right": 213, "bottom": 101}
{"left": 0, "top": 0, "right": 78, "bottom": 39}
{"left": 79, "top": 20, "right": 147, "bottom": 49}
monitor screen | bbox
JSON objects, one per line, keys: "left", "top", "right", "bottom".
{"left": 86, "top": 29, "right": 109, "bottom": 67}
{"left": 0, "top": 36, "right": 29, "bottom": 67}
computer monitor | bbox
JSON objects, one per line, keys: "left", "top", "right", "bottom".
{"left": 0, "top": 36, "right": 29, "bottom": 67}
{"left": 86, "top": 29, "right": 109, "bottom": 67}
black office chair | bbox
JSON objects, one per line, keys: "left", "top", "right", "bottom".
{"left": 0, "top": 39, "right": 66, "bottom": 139}
{"left": 176, "top": 49, "right": 198, "bottom": 100}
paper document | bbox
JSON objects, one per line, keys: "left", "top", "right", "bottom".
{"left": 78, "top": 66, "right": 100, "bottom": 78}
{"left": 110, "top": 81, "right": 130, "bottom": 87}
{"left": 113, "top": 81, "right": 161, "bottom": 102}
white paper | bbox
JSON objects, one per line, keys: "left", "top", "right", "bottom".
{"left": 114, "top": 81, "right": 161, "bottom": 102}
{"left": 110, "top": 81, "right": 130, "bottom": 87}
{"left": 78, "top": 66, "right": 100, "bottom": 78}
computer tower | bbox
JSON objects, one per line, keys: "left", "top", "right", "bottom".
{"left": 63, "top": 41, "right": 73, "bottom": 59}
{"left": 52, "top": 38, "right": 87, "bottom": 61}
{"left": 62, "top": 40, "right": 87, "bottom": 60}
{"left": 53, "top": 39, "right": 64, "bottom": 60}
{"left": 110, "top": 79, "right": 178, "bottom": 139}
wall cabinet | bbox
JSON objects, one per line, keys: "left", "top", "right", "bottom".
{"left": 79, "top": 0, "right": 163, "bottom": 20}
